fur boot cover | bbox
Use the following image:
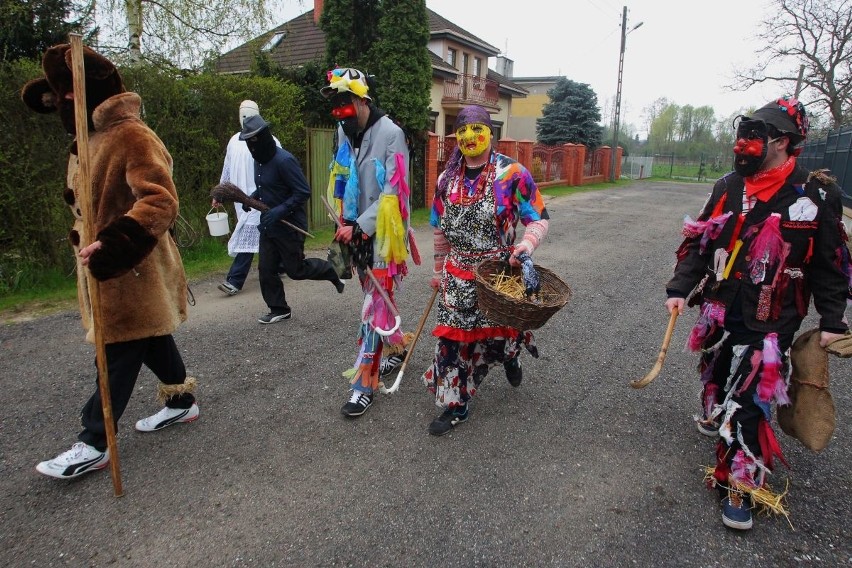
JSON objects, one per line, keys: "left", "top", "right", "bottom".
{"left": 157, "top": 377, "right": 198, "bottom": 405}
{"left": 778, "top": 328, "right": 836, "bottom": 452}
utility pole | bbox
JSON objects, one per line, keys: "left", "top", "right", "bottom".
{"left": 611, "top": 7, "right": 642, "bottom": 182}
{"left": 611, "top": 6, "right": 627, "bottom": 183}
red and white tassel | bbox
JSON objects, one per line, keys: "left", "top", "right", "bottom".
{"left": 748, "top": 213, "right": 784, "bottom": 275}
{"left": 757, "top": 333, "right": 790, "bottom": 405}
{"left": 687, "top": 302, "right": 726, "bottom": 352}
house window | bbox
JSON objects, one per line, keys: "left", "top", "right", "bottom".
{"left": 447, "top": 47, "right": 457, "bottom": 68}
{"left": 473, "top": 57, "right": 482, "bottom": 77}
{"left": 262, "top": 31, "right": 285, "bottom": 52}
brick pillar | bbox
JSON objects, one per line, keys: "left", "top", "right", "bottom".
{"left": 497, "top": 137, "right": 517, "bottom": 160}
{"left": 616, "top": 146, "right": 623, "bottom": 180}
{"left": 574, "top": 144, "right": 587, "bottom": 185}
{"left": 517, "top": 140, "right": 533, "bottom": 171}
{"left": 599, "top": 146, "right": 612, "bottom": 181}
{"left": 426, "top": 132, "right": 439, "bottom": 207}
{"left": 562, "top": 143, "right": 574, "bottom": 185}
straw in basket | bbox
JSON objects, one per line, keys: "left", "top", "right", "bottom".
{"left": 474, "top": 259, "right": 571, "bottom": 330}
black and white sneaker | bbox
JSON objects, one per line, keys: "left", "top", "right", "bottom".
{"left": 258, "top": 310, "right": 292, "bottom": 324}
{"left": 135, "top": 403, "right": 200, "bottom": 432}
{"left": 36, "top": 442, "right": 109, "bottom": 479}
{"left": 379, "top": 351, "right": 407, "bottom": 377}
{"left": 341, "top": 390, "right": 373, "bottom": 417}
{"left": 428, "top": 404, "right": 469, "bottom": 436}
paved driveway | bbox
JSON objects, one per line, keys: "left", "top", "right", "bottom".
{"left": 1, "top": 180, "right": 849, "bottom": 567}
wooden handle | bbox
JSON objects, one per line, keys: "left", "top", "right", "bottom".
{"left": 70, "top": 34, "right": 124, "bottom": 496}
{"left": 630, "top": 310, "right": 679, "bottom": 389}
{"left": 380, "top": 287, "right": 438, "bottom": 394}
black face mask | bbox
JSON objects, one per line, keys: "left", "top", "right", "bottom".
{"left": 246, "top": 127, "right": 276, "bottom": 164}
{"left": 341, "top": 116, "right": 361, "bottom": 138}
{"left": 732, "top": 118, "right": 768, "bottom": 177}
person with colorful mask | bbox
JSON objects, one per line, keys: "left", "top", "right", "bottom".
{"left": 21, "top": 44, "right": 199, "bottom": 479}
{"left": 238, "top": 113, "right": 345, "bottom": 324}
{"left": 665, "top": 97, "right": 851, "bottom": 530}
{"left": 213, "top": 100, "right": 281, "bottom": 297}
{"left": 422, "top": 105, "right": 550, "bottom": 436}
{"left": 321, "top": 67, "right": 415, "bottom": 417}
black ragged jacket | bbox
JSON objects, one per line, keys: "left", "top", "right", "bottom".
{"left": 667, "top": 163, "right": 851, "bottom": 334}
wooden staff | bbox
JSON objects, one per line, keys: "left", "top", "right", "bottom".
{"left": 630, "top": 310, "right": 679, "bottom": 389}
{"left": 380, "top": 287, "right": 438, "bottom": 394}
{"left": 69, "top": 34, "right": 123, "bottom": 496}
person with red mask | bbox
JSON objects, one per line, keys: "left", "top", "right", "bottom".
{"left": 21, "top": 44, "right": 199, "bottom": 479}
{"left": 321, "top": 67, "right": 415, "bottom": 417}
{"left": 665, "top": 97, "right": 851, "bottom": 530}
{"left": 238, "top": 114, "right": 345, "bottom": 324}
{"left": 422, "top": 105, "right": 550, "bottom": 436}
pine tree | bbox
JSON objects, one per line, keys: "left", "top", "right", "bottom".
{"left": 370, "top": 0, "right": 432, "bottom": 207}
{"left": 320, "top": 0, "right": 380, "bottom": 71}
{"left": 536, "top": 78, "right": 603, "bottom": 147}
{"left": 370, "top": 0, "right": 431, "bottom": 133}
{"left": 0, "top": 0, "right": 91, "bottom": 62}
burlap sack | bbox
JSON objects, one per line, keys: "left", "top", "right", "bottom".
{"left": 825, "top": 331, "right": 852, "bottom": 358}
{"left": 777, "top": 328, "right": 835, "bottom": 452}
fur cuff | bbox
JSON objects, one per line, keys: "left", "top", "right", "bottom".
{"left": 88, "top": 216, "right": 157, "bottom": 280}
{"left": 157, "top": 377, "right": 197, "bottom": 405}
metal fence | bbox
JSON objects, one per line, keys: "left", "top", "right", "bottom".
{"left": 799, "top": 125, "right": 852, "bottom": 207}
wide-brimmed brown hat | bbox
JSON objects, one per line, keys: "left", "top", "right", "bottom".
{"left": 21, "top": 43, "right": 124, "bottom": 115}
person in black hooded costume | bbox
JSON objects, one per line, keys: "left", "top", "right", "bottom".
{"left": 239, "top": 114, "right": 344, "bottom": 324}
{"left": 665, "top": 96, "right": 851, "bottom": 530}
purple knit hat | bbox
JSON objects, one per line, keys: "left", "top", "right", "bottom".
{"left": 454, "top": 105, "right": 493, "bottom": 131}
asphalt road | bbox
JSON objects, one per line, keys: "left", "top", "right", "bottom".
{"left": 1, "top": 180, "right": 850, "bottom": 567}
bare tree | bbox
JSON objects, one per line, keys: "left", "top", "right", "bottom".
{"left": 730, "top": 0, "right": 852, "bottom": 127}
{"left": 93, "top": 0, "right": 297, "bottom": 68}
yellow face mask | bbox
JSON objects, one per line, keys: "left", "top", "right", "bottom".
{"left": 456, "top": 123, "right": 491, "bottom": 158}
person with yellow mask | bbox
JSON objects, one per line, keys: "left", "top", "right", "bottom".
{"left": 423, "top": 105, "right": 550, "bottom": 436}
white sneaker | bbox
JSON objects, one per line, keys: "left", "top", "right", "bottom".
{"left": 135, "top": 403, "right": 199, "bottom": 432}
{"left": 36, "top": 442, "right": 109, "bottom": 479}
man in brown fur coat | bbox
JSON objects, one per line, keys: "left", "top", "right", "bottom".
{"left": 22, "top": 44, "right": 199, "bottom": 480}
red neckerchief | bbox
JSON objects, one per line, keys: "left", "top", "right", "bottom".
{"left": 744, "top": 156, "right": 795, "bottom": 202}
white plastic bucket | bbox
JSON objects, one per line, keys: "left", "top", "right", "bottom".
{"left": 206, "top": 207, "right": 230, "bottom": 236}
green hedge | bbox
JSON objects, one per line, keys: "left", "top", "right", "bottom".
{"left": 0, "top": 59, "right": 306, "bottom": 294}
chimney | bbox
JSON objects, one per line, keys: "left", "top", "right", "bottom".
{"left": 314, "top": 0, "right": 323, "bottom": 25}
{"left": 496, "top": 56, "right": 513, "bottom": 78}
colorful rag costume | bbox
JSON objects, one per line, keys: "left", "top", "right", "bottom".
{"left": 667, "top": 162, "right": 851, "bottom": 512}
{"left": 422, "top": 149, "right": 549, "bottom": 409}
{"left": 328, "top": 108, "right": 412, "bottom": 395}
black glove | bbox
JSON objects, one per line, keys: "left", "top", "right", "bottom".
{"left": 258, "top": 205, "right": 285, "bottom": 233}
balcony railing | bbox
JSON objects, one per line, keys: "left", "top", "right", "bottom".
{"left": 442, "top": 73, "right": 499, "bottom": 106}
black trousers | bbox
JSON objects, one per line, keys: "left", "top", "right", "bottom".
{"left": 703, "top": 329, "right": 793, "bottom": 467}
{"left": 258, "top": 232, "right": 337, "bottom": 312}
{"left": 78, "top": 334, "right": 191, "bottom": 451}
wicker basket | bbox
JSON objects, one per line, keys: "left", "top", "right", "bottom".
{"left": 475, "top": 259, "right": 572, "bottom": 330}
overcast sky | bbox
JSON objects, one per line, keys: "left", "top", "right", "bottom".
{"left": 278, "top": 0, "right": 787, "bottom": 136}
